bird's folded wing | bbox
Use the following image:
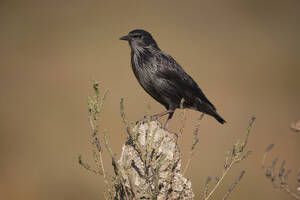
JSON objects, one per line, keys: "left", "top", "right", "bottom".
{"left": 156, "top": 59, "right": 216, "bottom": 110}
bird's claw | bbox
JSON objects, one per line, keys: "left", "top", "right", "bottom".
{"left": 136, "top": 115, "right": 158, "bottom": 125}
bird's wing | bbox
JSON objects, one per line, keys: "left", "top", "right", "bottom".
{"left": 155, "top": 53, "right": 216, "bottom": 110}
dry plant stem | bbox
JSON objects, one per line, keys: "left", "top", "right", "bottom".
{"left": 78, "top": 155, "right": 98, "bottom": 174}
{"left": 104, "top": 130, "right": 132, "bottom": 200}
{"left": 204, "top": 117, "right": 256, "bottom": 200}
{"left": 262, "top": 144, "right": 274, "bottom": 168}
{"left": 88, "top": 111, "right": 106, "bottom": 179}
{"left": 179, "top": 98, "right": 187, "bottom": 136}
{"left": 79, "top": 81, "right": 112, "bottom": 197}
{"left": 120, "top": 98, "right": 145, "bottom": 163}
{"left": 262, "top": 152, "right": 268, "bottom": 169}
{"left": 87, "top": 84, "right": 108, "bottom": 180}
{"left": 183, "top": 152, "right": 193, "bottom": 176}
{"left": 222, "top": 171, "right": 245, "bottom": 200}
{"left": 204, "top": 176, "right": 211, "bottom": 198}
{"left": 283, "top": 186, "right": 300, "bottom": 200}
{"left": 240, "top": 116, "right": 256, "bottom": 152}
{"left": 204, "top": 161, "right": 235, "bottom": 200}
{"left": 183, "top": 114, "right": 204, "bottom": 175}
{"left": 99, "top": 153, "right": 106, "bottom": 178}
{"left": 262, "top": 144, "right": 300, "bottom": 200}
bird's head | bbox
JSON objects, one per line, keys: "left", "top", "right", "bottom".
{"left": 120, "top": 29, "right": 159, "bottom": 51}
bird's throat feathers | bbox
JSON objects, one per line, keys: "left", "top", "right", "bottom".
{"left": 130, "top": 46, "right": 157, "bottom": 67}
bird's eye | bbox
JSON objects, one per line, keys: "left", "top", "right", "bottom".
{"left": 132, "top": 34, "right": 142, "bottom": 39}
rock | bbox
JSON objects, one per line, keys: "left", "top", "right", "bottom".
{"left": 118, "top": 121, "right": 194, "bottom": 199}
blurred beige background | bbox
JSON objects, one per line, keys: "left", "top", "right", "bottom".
{"left": 0, "top": 1, "right": 299, "bottom": 199}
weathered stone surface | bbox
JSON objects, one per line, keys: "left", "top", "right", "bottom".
{"left": 118, "top": 121, "right": 194, "bottom": 199}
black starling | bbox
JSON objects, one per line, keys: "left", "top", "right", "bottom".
{"left": 120, "top": 29, "right": 225, "bottom": 128}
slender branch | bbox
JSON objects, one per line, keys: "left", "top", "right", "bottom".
{"left": 183, "top": 113, "right": 204, "bottom": 175}
{"left": 88, "top": 81, "right": 108, "bottom": 178}
{"left": 78, "top": 155, "right": 98, "bottom": 174}
{"left": 204, "top": 160, "right": 235, "bottom": 200}
{"left": 204, "top": 117, "right": 255, "bottom": 200}
{"left": 222, "top": 171, "right": 245, "bottom": 200}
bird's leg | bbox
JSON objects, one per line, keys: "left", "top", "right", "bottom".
{"left": 163, "top": 111, "right": 175, "bottom": 129}
{"left": 152, "top": 109, "right": 174, "bottom": 120}
{"left": 136, "top": 110, "right": 174, "bottom": 125}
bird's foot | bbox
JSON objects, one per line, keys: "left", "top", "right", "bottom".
{"left": 136, "top": 115, "right": 158, "bottom": 125}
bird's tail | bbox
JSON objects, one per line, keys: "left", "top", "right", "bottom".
{"left": 196, "top": 98, "right": 226, "bottom": 124}
{"left": 212, "top": 112, "right": 226, "bottom": 124}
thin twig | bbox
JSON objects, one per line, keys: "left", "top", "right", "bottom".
{"left": 183, "top": 114, "right": 204, "bottom": 175}
{"left": 80, "top": 81, "right": 108, "bottom": 181}
{"left": 283, "top": 186, "right": 300, "bottom": 200}
{"left": 78, "top": 155, "right": 98, "bottom": 174}
{"left": 222, "top": 171, "right": 245, "bottom": 200}
{"left": 262, "top": 144, "right": 274, "bottom": 168}
{"left": 179, "top": 98, "right": 187, "bottom": 136}
{"left": 204, "top": 176, "right": 212, "bottom": 198}
{"left": 204, "top": 117, "right": 256, "bottom": 200}
{"left": 204, "top": 161, "right": 235, "bottom": 200}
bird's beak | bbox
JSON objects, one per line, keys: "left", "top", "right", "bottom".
{"left": 120, "top": 35, "right": 130, "bottom": 41}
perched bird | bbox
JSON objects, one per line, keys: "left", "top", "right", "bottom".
{"left": 120, "top": 29, "right": 225, "bottom": 128}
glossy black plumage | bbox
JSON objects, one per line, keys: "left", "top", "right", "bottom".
{"left": 120, "top": 29, "right": 225, "bottom": 125}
